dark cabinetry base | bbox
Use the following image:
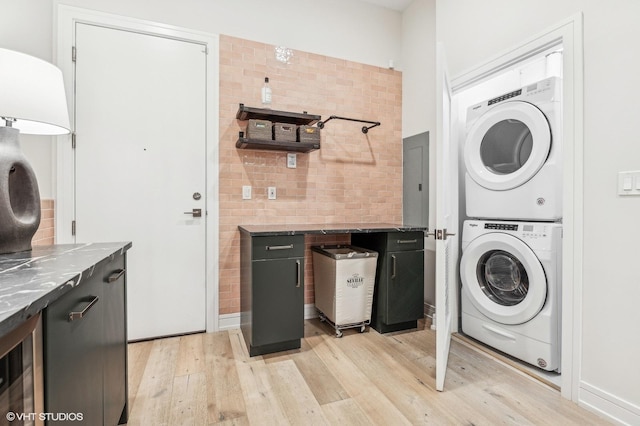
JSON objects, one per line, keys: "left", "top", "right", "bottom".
{"left": 353, "top": 231, "right": 425, "bottom": 334}
{"left": 248, "top": 339, "right": 301, "bottom": 357}
{"left": 372, "top": 319, "right": 418, "bottom": 334}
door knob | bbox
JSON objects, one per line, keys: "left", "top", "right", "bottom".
{"left": 427, "top": 228, "right": 456, "bottom": 240}
{"left": 184, "top": 208, "right": 202, "bottom": 218}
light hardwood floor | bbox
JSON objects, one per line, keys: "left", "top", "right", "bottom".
{"left": 125, "top": 319, "right": 609, "bottom": 425}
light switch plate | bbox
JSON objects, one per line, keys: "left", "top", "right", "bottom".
{"left": 268, "top": 186, "right": 276, "bottom": 200}
{"left": 242, "top": 185, "right": 252, "bottom": 200}
{"left": 618, "top": 171, "right": 640, "bottom": 196}
{"left": 287, "top": 153, "right": 297, "bottom": 168}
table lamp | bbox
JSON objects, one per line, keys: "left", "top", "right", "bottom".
{"left": 0, "top": 48, "right": 70, "bottom": 254}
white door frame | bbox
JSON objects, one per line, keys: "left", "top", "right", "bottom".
{"left": 449, "top": 14, "right": 584, "bottom": 401}
{"left": 55, "top": 5, "right": 220, "bottom": 332}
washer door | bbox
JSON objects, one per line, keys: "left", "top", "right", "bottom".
{"left": 464, "top": 101, "right": 551, "bottom": 191}
{"left": 461, "top": 232, "right": 547, "bottom": 325}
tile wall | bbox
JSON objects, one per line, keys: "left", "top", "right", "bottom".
{"left": 32, "top": 199, "right": 54, "bottom": 246}
{"left": 219, "top": 35, "right": 403, "bottom": 315}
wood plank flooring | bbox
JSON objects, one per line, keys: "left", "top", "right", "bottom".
{"left": 124, "top": 320, "right": 609, "bottom": 425}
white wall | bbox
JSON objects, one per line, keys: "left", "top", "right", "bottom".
{"left": 2, "top": 0, "right": 403, "bottom": 200}
{"left": 0, "top": 0, "right": 55, "bottom": 198}
{"left": 52, "top": 0, "right": 402, "bottom": 69}
{"left": 401, "top": 0, "right": 436, "bottom": 229}
{"left": 401, "top": 0, "right": 436, "bottom": 139}
{"left": 436, "top": 0, "right": 640, "bottom": 423}
{"left": 401, "top": 0, "right": 437, "bottom": 307}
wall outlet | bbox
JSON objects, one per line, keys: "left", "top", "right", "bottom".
{"left": 268, "top": 186, "right": 276, "bottom": 200}
{"left": 242, "top": 185, "right": 252, "bottom": 200}
{"left": 287, "top": 153, "right": 297, "bottom": 168}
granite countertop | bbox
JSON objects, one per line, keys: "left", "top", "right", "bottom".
{"left": 0, "top": 242, "right": 132, "bottom": 338}
{"left": 238, "top": 223, "right": 427, "bottom": 236}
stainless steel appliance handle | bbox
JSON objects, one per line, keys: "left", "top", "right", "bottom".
{"left": 391, "top": 255, "right": 397, "bottom": 280}
{"left": 295, "top": 260, "right": 301, "bottom": 288}
{"left": 266, "top": 244, "right": 294, "bottom": 251}
{"left": 107, "top": 268, "right": 125, "bottom": 283}
{"left": 68, "top": 296, "right": 99, "bottom": 322}
{"left": 396, "top": 239, "right": 417, "bottom": 244}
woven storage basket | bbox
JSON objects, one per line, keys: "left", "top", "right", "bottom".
{"left": 246, "top": 119, "right": 272, "bottom": 140}
{"left": 298, "top": 125, "right": 321, "bottom": 143}
{"left": 274, "top": 123, "right": 297, "bottom": 142}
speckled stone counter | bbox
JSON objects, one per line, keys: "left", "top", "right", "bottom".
{"left": 238, "top": 223, "right": 427, "bottom": 236}
{"left": 0, "top": 242, "right": 132, "bottom": 338}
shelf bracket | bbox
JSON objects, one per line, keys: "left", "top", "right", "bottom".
{"left": 316, "top": 115, "right": 381, "bottom": 134}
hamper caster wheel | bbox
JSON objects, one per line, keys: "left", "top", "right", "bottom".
{"left": 359, "top": 325, "right": 366, "bottom": 333}
{"left": 336, "top": 330, "right": 343, "bottom": 338}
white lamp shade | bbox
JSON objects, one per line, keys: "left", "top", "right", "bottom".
{"left": 0, "top": 48, "right": 70, "bottom": 135}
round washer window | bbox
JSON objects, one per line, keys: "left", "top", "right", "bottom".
{"left": 477, "top": 250, "right": 529, "bottom": 306}
{"left": 480, "top": 119, "right": 533, "bottom": 175}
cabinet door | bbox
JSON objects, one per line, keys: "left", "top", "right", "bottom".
{"left": 44, "top": 272, "right": 104, "bottom": 425}
{"left": 103, "top": 254, "right": 127, "bottom": 425}
{"left": 386, "top": 250, "right": 424, "bottom": 324}
{"left": 252, "top": 258, "right": 304, "bottom": 346}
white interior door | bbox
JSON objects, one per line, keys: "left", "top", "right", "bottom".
{"left": 74, "top": 23, "right": 207, "bottom": 340}
{"left": 435, "top": 43, "right": 458, "bottom": 391}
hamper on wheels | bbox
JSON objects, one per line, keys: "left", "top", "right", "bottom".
{"left": 311, "top": 245, "right": 378, "bottom": 337}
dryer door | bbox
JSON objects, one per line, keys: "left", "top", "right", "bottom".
{"left": 464, "top": 101, "right": 551, "bottom": 191}
{"left": 460, "top": 232, "right": 546, "bottom": 325}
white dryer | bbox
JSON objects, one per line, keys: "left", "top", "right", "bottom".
{"left": 464, "top": 77, "right": 562, "bottom": 221}
{"left": 460, "top": 220, "right": 561, "bottom": 371}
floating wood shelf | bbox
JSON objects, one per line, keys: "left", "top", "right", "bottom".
{"left": 235, "top": 138, "right": 320, "bottom": 153}
{"left": 235, "top": 103, "right": 321, "bottom": 153}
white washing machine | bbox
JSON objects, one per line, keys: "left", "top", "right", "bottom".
{"left": 464, "top": 77, "right": 562, "bottom": 221}
{"left": 460, "top": 220, "right": 561, "bottom": 371}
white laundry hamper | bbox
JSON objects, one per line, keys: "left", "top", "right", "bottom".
{"left": 311, "top": 245, "right": 378, "bottom": 337}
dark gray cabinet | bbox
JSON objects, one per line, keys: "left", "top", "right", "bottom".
{"left": 240, "top": 233, "right": 305, "bottom": 356}
{"left": 44, "top": 265, "right": 104, "bottom": 425}
{"left": 102, "top": 254, "right": 128, "bottom": 425}
{"left": 44, "top": 252, "right": 128, "bottom": 425}
{"left": 352, "top": 231, "right": 424, "bottom": 333}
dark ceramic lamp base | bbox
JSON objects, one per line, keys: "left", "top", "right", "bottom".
{"left": 0, "top": 127, "right": 41, "bottom": 254}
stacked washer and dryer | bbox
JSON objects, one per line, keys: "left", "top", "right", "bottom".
{"left": 460, "top": 77, "right": 563, "bottom": 372}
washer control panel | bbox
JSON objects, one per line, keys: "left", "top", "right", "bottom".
{"left": 483, "top": 222, "right": 549, "bottom": 238}
{"left": 484, "top": 223, "right": 518, "bottom": 231}
{"left": 521, "top": 224, "right": 548, "bottom": 239}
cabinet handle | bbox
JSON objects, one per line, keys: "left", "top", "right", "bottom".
{"left": 391, "top": 255, "right": 397, "bottom": 280}
{"left": 266, "top": 244, "right": 294, "bottom": 251}
{"left": 397, "top": 239, "right": 417, "bottom": 244}
{"left": 107, "top": 268, "right": 125, "bottom": 283}
{"left": 68, "top": 296, "right": 99, "bottom": 322}
{"left": 295, "top": 260, "right": 301, "bottom": 288}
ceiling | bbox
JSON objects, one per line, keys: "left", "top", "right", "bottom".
{"left": 357, "top": 0, "right": 413, "bottom": 11}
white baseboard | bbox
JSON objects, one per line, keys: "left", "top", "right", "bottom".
{"left": 218, "top": 312, "right": 240, "bottom": 331}
{"left": 579, "top": 381, "right": 640, "bottom": 425}
{"left": 305, "top": 303, "right": 319, "bottom": 319}
{"left": 218, "top": 304, "right": 319, "bottom": 332}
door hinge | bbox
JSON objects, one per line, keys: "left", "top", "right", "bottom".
{"left": 72, "top": 46, "right": 77, "bottom": 62}
{"left": 418, "top": 183, "right": 422, "bottom": 191}
{"left": 203, "top": 46, "right": 209, "bottom": 55}
{"left": 71, "top": 220, "right": 76, "bottom": 236}
{"left": 71, "top": 132, "right": 76, "bottom": 149}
